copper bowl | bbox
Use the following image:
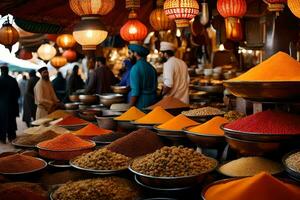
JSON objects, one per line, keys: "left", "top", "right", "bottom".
{"left": 69, "top": 95, "right": 79, "bottom": 102}
{"left": 79, "top": 95, "right": 99, "bottom": 105}
{"left": 98, "top": 93, "right": 125, "bottom": 107}
{"left": 111, "top": 85, "right": 130, "bottom": 94}
{"left": 64, "top": 102, "right": 80, "bottom": 110}
{"left": 225, "top": 135, "right": 281, "bottom": 156}
{"left": 37, "top": 141, "right": 96, "bottom": 160}
{"left": 223, "top": 81, "right": 300, "bottom": 101}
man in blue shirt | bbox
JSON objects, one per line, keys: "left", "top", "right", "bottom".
{"left": 128, "top": 44, "right": 157, "bottom": 109}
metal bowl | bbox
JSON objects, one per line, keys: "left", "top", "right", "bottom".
{"left": 79, "top": 95, "right": 99, "bottom": 105}
{"left": 154, "top": 126, "right": 186, "bottom": 138}
{"left": 37, "top": 141, "right": 96, "bottom": 160}
{"left": 11, "top": 139, "right": 36, "bottom": 149}
{"left": 130, "top": 121, "right": 157, "bottom": 130}
{"left": 184, "top": 128, "right": 226, "bottom": 149}
{"left": 64, "top": 102, "right": 81, "bottom": 110}
{"left": 48, "top": 160, "right": 71, "bottom": 168}
{"left": 111, "top": 85, "right": 130, "bottom": 94}
{"left": 222, "top": 124, "right": 300, "bottom": 142}
{"left": 184, "top": 113, "right": 225, "bottom": 123}
{"left": 69, "top": 159, "right": 129, "bottom": 175}
{"left": 78, "top": 109, "right": 102, "bottom": 122}
{"left": 69, "top": 95, "right": 79, "bottom": 102}
{"left": 0, "top": 157, "right": 47, "bottom": 175}
{"left": 129, "top": 156, "right": 218, "bottom": 189}
{"left": 96, "top": 115, "right": 118, "bottom": 130}
{"left": 117, "top": 120, "right": 137, "bottom": 131}
{"left": 98, "top": 93, "right": 125, "bottom": 107}
{"left": 223, "top": 81, "right": 300, "bottom": 101}
{"left": 225, "top": 135, "right": 281, "bottom": 156}
{"left": 282, "top": 150, "right": 300, "bottom": 181}
{"left": 193, "top": 85, "right": 224, "bottom": 94}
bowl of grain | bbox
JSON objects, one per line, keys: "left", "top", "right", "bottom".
{"left": 182, "top": 107, "right": 225, "bottom": 122}
{"left": 283, "top": 150, "right": 300, "bottom": 181}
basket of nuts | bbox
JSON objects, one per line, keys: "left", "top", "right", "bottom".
{"left": 129, "top": 146, "right": 218, "bottom": 189}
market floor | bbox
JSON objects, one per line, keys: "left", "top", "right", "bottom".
{"left": 0, "top": 117, "right": 27, "bottom": 153}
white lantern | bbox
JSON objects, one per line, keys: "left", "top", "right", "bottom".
{"left": 37, "top": 43, "right": 57, "bottom": 61}
{"left": 73, "top": 16, "right": 108, "bottom": 50}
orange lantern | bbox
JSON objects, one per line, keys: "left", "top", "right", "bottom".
{"left": 120, "top": 10, "right": 148, "bottom": 43}
{"left": 225, "top": 18, "right": 243, "bottom": 41}
{"left": 150, "top": 0, "right": 173, "bottom": 31}
{"left": 50, "top": 56, "right": 67, "bottom": 69}
{"left": 62, "top": 49, "right": 77, "bottom": 62}
{"left": 0, "top": 20, "right": 19, "bottom": 52}
{"left": 69, "top": 0, "right": 115, "bottom": 16}
{"left": 288, "top": 0, "right": 300, "bottom": 18}
{"left": 17, "top": 48, "right": 33, "bottom": 60}
{"left": 217, "top": 0, "right": 247, "bottom": 41}
{"left": 164, "top": 0, "right": 199, "bottom": 28}
{"left": 56, "top": 34, "right": 76, "bottom": 48}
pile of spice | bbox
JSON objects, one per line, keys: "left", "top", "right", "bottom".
{"left": 229, "top": 51, "right": 300, "bottom": 81}
{"left": 182, "top": 106, "right": 225, "bottom": 117}
{"left": 72, "top": 148, "right": 130, "bottom": 170}
{"left": 0, "top": 154, "right": 45, "bottom": 173}
{"left": 73, "top": 123, "right": 112, "bottom": 137}
{"left": 106, "top": 128, "right": 164, "bottom": 158}
{"left": 92, "top": 132, "right": 127, "bottom": 144}
{"left": 285, "top": 151, "right": 300, "bottom": 172}
{"left": 46, "top": 110, "right": 70, "bottom": 119}
{"left": 14, "top": 130, "right": 59, "bottom": 146}
{"left": 56, "top": 115, "right": 88, "bottom": 126}
{"left": 131, "top": 146, "right": 216, "bottom": 177}
{"left": 225, "top": 110, "right": 300, "bottom": 134}
{"left": 37, "top": 133, "right": 94, "bottom": 150}
{"left": 204, "top": 172, "right": 300, "bottom": 200}
{"left": 147, "top": 96, "right": 189, "bottom": 110}
{"left": 157, "top": 114, "right": 199, "bottom": 131}
{"left": 114, "top": 106, "right": 145, "bottom": 121}
{"left": 0, "top": 182, "right": 48, "bottom": 200}
{"left": 23, "top": 125, "right": 70, "bottom": 135}
{"left": 189, "top": 117, "right": 228, "bottom": 135}
{"left": 224, "top": 110, "right": 246, "bottom": 122}
{"left": 134, "top": 106, "right": 174, "bottom": 124}
{"left": 219, "top": 157, "right": 283, "bottom": 177}
{"left": 52, "top": 177, "right": 140, "bottom": 200}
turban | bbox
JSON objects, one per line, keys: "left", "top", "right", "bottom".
{"left": 38, "top": 66, "right": 48, "bottom": 73}
{"left": 160, "top": 41, "right": 176, "bottom": 52}
{"left": 128, "top": 44, "right": 149, "bottom": 57}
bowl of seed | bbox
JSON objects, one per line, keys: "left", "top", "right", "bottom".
{"left": 182, "top": 107, "right": 225, "bottom": 122}
{"left": 129, "top": 146, "right": 218, "bottom": 189}
{"left": 283, "top": 150, "right": 300, "bottom": 181}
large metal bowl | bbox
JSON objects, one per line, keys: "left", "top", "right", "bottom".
{"left": 64, "top": 102, "right": 81, "bottom": 110}
{"left": 96, "top": 111, "right": 121, "bottom": 130}
{"left": 225, "top": 135, "right": 281, "bottom": 156}
{"left": 282, "top": 150, "right": 300, "bottom": 181}
{"left": 69, "top": 95, "right": 79, "bottom": 102}
{"left": 193, "top": 85, "right": 224, "bottom": 94}
{"left": 78, "top": 108, "right": 102, "bottom": 122}
{"left": 79, "top": 95, "right": 99, "bottom": 105}
{"left": 222, "top": 124, "right": 300, "bottom": 142}
{"left": 111, "top": 85, "right": 130, "bottom": 94}
{"left": 223, "top": 81, "right": 300, "bottom": 101}
{"left": 129, "top": 156, "right": 218, "bottom": 189}
{"left": 98, "top": 93, "right": 125, "bottom": 107}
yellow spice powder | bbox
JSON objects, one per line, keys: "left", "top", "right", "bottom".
{"left": 134, "top": 106, "right": 174, "bottom": 124}
{"left": 189, "top": 116, "right": 228, "bottom": 135}
{"left": 157, "top": 114, "right": 199, "bottom": 131}
{"left": 114, "top": 106, "right": 145, "bottom": 121}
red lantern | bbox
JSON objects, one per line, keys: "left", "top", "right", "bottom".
{"left": 217, "top": 0, "right": 247, "bottom": 18}
{"left": 225, "top": 18, "right": 243, "bottom": 41}
{"left": 17, "top": 48, "right": 33, "bottom": 60}
{"left": 50, "top": 56, "right": 67, "bottom": 69}
{"left": 62, "top": 49, "right": 77, "bottom": 62}
{"left": 120, "top": 10, "right": 148, "bottom": 43}
{"left": 264, "top": 0, "right": 287, "bottom": 13}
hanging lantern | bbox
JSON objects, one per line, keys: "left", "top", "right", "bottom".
{"left": 217, "top": 0, "right": 247, "bottom": 41}
{"left": 120, "top": 10, "right": 148, "bottom": 43}
{"left": 150, "top": 0, "right": 174, "bottom": 31}
{"left": 50, "top": 56, "right": 67, "bottom": 69}
{"left": 225, "top": 18, "right": 243, "bottom": 41}
{"left": 62, "top": 49, "right": 77, "bottom": 62}
{"left": 200, "top": 1, "right": 209, "bottom": 25}
{"left": 288, "top": 0, "right": 300, "bottom": 19}
{"left": 164, "top": 0, "right": 199, "bottom": 28}
{"left": 73, "top": 16, "right": 108, "bottom": 50}
{"left": 56, "top": 34, "right": 76, "bottom": 48}
{"left": 69, "top": 0, "right": 115, "bottom": 16}
{"left": 37, "top": 43, "right": 57, "bottom": 61}
{"left": 0, "top": 19, "right": 19, "bottom": 52}
{"left": 17, "top": 48, "right": 33, "bottom": 60}
{"left": 47, "top": 34, "right": 58, "bottom": 42}
{"left": 126, "top": 0, "right": 140, "bottom": 9}
{"left": 264, "top": 0, "right": 286, "bottom": 12}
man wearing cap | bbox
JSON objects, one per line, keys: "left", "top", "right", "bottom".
{"left": 0, "top": 65, "right": 20, "bottom": 143}
{"left": 160, "top": 41, "right": 190, "bottom": 104}
{"left": 34, "top": 67, "right": 59, "bottom": 119}
{"left": 128, "top": 44, "right": 157, "bottom": 109}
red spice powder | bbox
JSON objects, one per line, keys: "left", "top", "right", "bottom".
{"left": 225, "top": 110, "right": 300, "bottom": 134}
{"left": 38, "top": 133, "right": 94, "bottom": 150}
{"left": 73, "top": 123, "right": 112, "bottom": 136}
{"left": 56, "top": 115, "right": 87, "bottom": 126}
